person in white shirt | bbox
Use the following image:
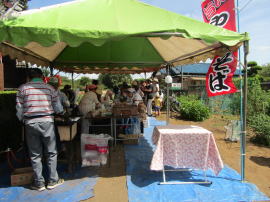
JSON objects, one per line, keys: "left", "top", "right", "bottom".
{"left": 78, "top": 84, "right": 101, "bottom": 133}
{"left": 147, "top": 78, "right": 159, "bottom": 116}
{"left": 124, "top": 88, "right": 142, "bottom": 134}
{"left": 126, "top": 88, "right": 143, "bottom": 105}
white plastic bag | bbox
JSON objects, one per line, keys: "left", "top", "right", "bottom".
{"left": 143, "top": 117, "right": 149, "bottom": 128}
{"left": 81, "top": 133, "right": 113, "bottom": 167}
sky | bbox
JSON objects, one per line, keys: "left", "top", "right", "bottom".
{"left": 28, "top": 0, "right": 270, "bottom": 79}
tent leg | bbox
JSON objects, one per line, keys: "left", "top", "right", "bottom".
{"left": 166, "top": 67, "right": 170, "bottom": 125}
{"left": 241, "top": 40, "right": 249, "bottom": 182}
{"left": 50, "top": 66, "right": 53, "bottom": 76}
{"left": 71, "top": 72, "right": 74, "bottom": 89}
{"left": 166, "top": 83, "right": 170, "bottom": 125}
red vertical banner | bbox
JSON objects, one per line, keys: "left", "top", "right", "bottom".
{"left": 202, "top": 0, "right": 236, "bottom": 31}
{"left": 201, "top": 0, "right": 238, "bottom": 97}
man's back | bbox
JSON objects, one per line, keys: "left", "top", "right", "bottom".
{"left": 16, "top": 81, "right": 62, "bottom": 124}
{"left": 15, "top": 68, "right": 64, "bottom": 191}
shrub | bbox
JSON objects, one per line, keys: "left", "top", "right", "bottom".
{"left": 247, "top": 77, "right": 270, "bottom": 116}
{"left": 178, "top": 95, "right": 210, "bottom": 121}
{"left": 177, "top": 94, "right": 199, "bottom": 103}
{"left": 248, "top": 114, "right": 270, "bottom": 146}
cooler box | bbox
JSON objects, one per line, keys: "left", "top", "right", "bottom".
{"left": 11, "top": 167, "right": 34, "bottom": 186}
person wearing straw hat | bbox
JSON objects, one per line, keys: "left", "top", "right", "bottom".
{"left": 78, "top": 84, "right": 101, "bottom": 133}
{"left": 125, "top": 87, "right": 143, "bottom": 105}
{"left": 124, "top": 88, "right": 142, "bottom": 135}
{"left": 146, "top": 78, "right": 159, "bottom": 116}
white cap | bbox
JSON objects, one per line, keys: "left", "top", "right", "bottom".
{"left": 126, "top": 88, "right": 135, "bottom": 93}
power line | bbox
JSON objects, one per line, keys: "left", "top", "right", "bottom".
{"left": 239, "top": 0, "right": 254, "bottom": 13}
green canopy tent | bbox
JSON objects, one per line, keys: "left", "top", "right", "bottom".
{"left": 0, "top": 0, "right": 248, "bottom": 74}
{"left": 0, "top": 0, "right": 249, "bottom": 181}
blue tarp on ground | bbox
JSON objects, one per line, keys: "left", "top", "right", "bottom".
{"left": 124, "top": 117, "right": 269, "bottom": 202}
{"left": 0, "top": 162, "right": 97, "bottom": 202}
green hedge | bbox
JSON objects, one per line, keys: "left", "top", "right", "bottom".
{"left": 248, "top": 114, "right": 270, "bottom": 146}
{"left": 0, "top": 91, "right": 22, "bottom": 151}
{"left": 178, "top": 95, "right": 210, "bottom": 121}
{"left": 244, "top": 77, "right": 270, "bottom": 146}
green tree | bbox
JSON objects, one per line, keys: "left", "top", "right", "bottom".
{"left": 246, "top": 76, "right": 270, "bottom": 116}
{"left": 41, "top": 68, "right": 50, "bottom": 77}
{"left": 61, "top": 76, "right": 72, "bottom": 87}
{"left": 98, "top": 74, "right": 132, "bottom": 89}
{"left": 78, "top": 76, "right": 91, "bottom": 87}
{"left": 247, "top": 61, "right": 262, "bottom": 77}
{"left": 258, "top": 63, "right": 270, "bottom": 81}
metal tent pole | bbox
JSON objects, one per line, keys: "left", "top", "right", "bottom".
{"left": 166, "top": 83, "right": 170, "bottom": 125}
{"left": 49, "top": 66, "right": 53, "bottom": 76}
{"left": 166, "top": 66, "right": 170, "bottom": 125}
{"left": 241, "top": 39, "right": 249, "bottom": 182}
{"left": 236, "top": 0, "right": 248, "bottom": 182}
{"left": 236, "top": 0, "right": 243, "bottom": 126}
{"left": 71, "top": 72, "right": 74, "bottom": 89}
{"left": 236, "top": 0, "right": 244, "bottom": 181}
{"left": 181, "top": 65, "right": 183, "bottom": 89}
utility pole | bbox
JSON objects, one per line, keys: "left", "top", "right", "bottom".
{"left": 0, "top": 0, "right": 26, "bottom": 20}
{"left": 181, "top": 65, "right": 183, "bottom": 90}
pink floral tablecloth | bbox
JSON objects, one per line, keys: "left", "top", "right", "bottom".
{"left": 150, "top": 125, "right": 224, "bottom": 175}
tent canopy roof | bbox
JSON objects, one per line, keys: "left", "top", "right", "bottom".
{"left": 0, "top": 0, "right": 249, "bottom": 74}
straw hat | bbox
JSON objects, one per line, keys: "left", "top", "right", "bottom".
{"left": 153, "top": 78, "right": 159, "bottom": 82}
{"left": 132, "top": 80, "right": 138, "bottom": 86}
{"left": 126, "top": 88, "right": 135, "bottom": 93}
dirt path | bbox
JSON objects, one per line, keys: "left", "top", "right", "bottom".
{"left": 85, "top": 114, "right": 270, "bottom": 201}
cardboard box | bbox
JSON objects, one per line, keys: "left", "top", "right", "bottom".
{"left": 118, "top": 134, "right": 142, "bottom": 144}
{"left": 112, "top": 104, "right": 138, "bottom": 116}
{"left": 11, "top": 167, "right": 34, "bottom": 186}
{"left": 58, "top": 123, "right": 77, "bottom": 141}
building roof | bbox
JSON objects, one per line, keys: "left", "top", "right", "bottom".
{"left": 189, "top": 77, "right": 206, "bottom": 81}
{"left": 159, "top": 63, "right": 242, "bottom": 76}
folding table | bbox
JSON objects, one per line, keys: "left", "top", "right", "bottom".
{"left": 150, "top": 125, "right": 224, "bottom": 184}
